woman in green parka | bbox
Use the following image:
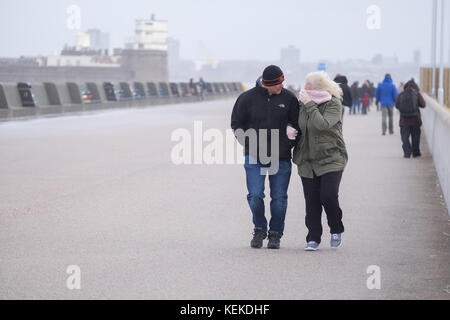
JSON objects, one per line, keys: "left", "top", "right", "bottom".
{"left": 293, "top": 71, "right": 348, "bottom": 251}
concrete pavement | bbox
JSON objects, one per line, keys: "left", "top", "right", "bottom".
{"left": 0, "top": 100, "right": 449, "bottom": 299}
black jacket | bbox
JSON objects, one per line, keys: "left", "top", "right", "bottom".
{"left": 334, "top": 75, "right": 352, "bottom": 107}
{"left": 351, "top": 83, "right": 361, "bottom": 99}
{"left": 231, "top": 86, "right": 300, "bottom": 161}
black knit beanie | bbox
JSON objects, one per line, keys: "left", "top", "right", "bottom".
{"left": 262, "top": 65, "right": 284, "bottom": 86}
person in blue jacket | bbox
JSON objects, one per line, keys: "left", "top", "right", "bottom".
{"left": 375, "top": 74, "right": 398, "bottom": 135}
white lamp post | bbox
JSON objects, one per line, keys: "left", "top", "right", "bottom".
{"left": 437, "top": 0, "right": 446, "bottom": 105}
{"left": 431, "top": 0, "right": 437, "bottom": 97}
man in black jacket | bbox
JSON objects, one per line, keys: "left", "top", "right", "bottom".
{"left": 231, "top": 65, "right": 300, "bottom": 249}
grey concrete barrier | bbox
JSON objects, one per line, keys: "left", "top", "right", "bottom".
{"left": 56, "top": 83, "right": 72, "bottom": 105}
{"left": 113, "top": 82, "right": 135, "bottom": 108}
{"left": 86, "top": 82, "right": 102, "bottom": 104}
{"left": 103, "top": 82, "right": 117, "bottom": 102}
{"left": 146, "top": 82, "right": 159, "bottom": 99}
{"left": 0, "top": 81, "right": 243, "bottom": 121}
{"left": 169, "top": 82, "right": 180, "bottom": 98}
{"left": 94, "top": 81, "right": 120, "bottom": 109}
{"left": 81, "top": 82, "right": 108, "bottom": 113}
{"left": 422, "top": 94, "right": 450, "bottom": 216}
{"left": 57, "top": 83, "right": 84, "bottom": 114}
{"left": 67, "top": 82, "right": 83, "bottom": 104}
{"left": 0, "top": 84, "right": 8, "bottom": 108}
{"left": 158, "top": 82, "right": 170, "bottom": 98}
{"left": 179, "top": 83, "right": 190, "bottom": 97}
{"left": 43, "top": 82, "right": 61, "bottom": 106}
{"left": 133, "top": 82, "right": 146, "bottom": 100}
{"left": 0, "top": 83, "right": 36, "bottom": 118}
{"left": 178, "top": 82, "right": 199, "bottom": 103}
{"left": 32, "top": 83, "right": 63, "bottom": 116}
{"left": 32, "top": 83, "right": 50, "bottom": 107}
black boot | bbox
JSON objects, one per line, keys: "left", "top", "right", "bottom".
{"left": 250, "top": 228, "right": 267, "bottom": 248}
{"left": 267, "top": 231, "right": 281, "bottom": 249}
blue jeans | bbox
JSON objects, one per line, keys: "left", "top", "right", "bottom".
{"left": 244, "top": 155, "right": 292, "bottom": 236}
{"left": 351, "top": 99, "right": 360, "bottom": 114}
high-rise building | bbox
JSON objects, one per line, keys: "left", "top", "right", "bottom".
{"left": 280, "top": 45, "right": 301, "bottom": 82}
{"left": 281, "top": 46, "right": 300, "bottom": 68}
{"left": 87, "top": 29, "right": 110, "bottom": 53}
{"left": 413, "top": 49, "right": 421, "bottom": 66}
{"left": 168, "top": 37, "right": 180, "bottom": 66}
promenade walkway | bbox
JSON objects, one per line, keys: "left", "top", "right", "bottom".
{"left": 0, "top": 99, "right": 449, "bottom": 299}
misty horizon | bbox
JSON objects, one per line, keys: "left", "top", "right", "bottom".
{"left": 1, "top": 0, "right": 449, "bottom": 65}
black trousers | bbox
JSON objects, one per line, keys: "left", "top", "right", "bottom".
{"left": 400, "top": 126, "right": 421, "bottom": 157}
{"left": 301, "top": 171, "right": 344, "bottom": 244}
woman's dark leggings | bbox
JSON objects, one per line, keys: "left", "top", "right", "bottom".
{"left": 301, "top": 171, "right": 344, "bottom": 244}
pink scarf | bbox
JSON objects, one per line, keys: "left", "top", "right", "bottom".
{"left": 299, "top": 89, "right": 332, "bottom": 104}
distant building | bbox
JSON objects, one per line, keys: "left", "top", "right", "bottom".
{"left": 120, "top": 15, "right": 169, "bottom": 82}
{"left": 168, "top": 37, "right": 180, "bottom": 66}
{"left": 168, "top": 37, "right": 196, "bottom": 81}
{"left": 371, "top": 54, "right": 398, "bottom": 65}
{"left": 74, "top": 32, "right": 90, "bottom": 51}
{"left": 47, "top": 53, "right": 120, "bottom": 68}
{"left": 0, "top": 15, "right": 169, "bottom": 83}
{"left": 127, "top": 15, "right": 168, "bottom": 51}
{"left": 413, "top": 50, "right": 421, "bottom": 66}
{"left": 280, "top": 45, "right": 300, "bottom": 74}
{"left": 281, "top": 46, "right": 300, "bottom": 66}
{"left": 47, "top": 30, "right": 119, "bottom": 68}
{"left": 87, "top": 29, "right": 110, "bottom": 53}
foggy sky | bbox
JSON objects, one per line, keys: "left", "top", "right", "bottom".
{"left": 0, "top": 0, "right": 448, "bottom": 64}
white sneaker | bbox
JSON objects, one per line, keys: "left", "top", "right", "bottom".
{"left": 330, "top": 233, "right": 342, "bottom": 249}
{"left": 304, "top": 241, "right": 319, "bottom": 251}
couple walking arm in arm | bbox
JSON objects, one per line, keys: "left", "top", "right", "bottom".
{"left": 231, "top": 65, "right": 348, "bottom": 251}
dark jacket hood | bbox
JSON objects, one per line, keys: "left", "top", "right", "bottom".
{"left": 404, "top": 79, "right": 419, "bottom": 91}
{"left": 334, "top": 75, "right": 348, "bottom": 85}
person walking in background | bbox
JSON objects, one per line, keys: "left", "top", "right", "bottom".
{"left": 368, "top": 80, "right": 376, "bottom": 111}
{"left": 395, "top": 79, "right": 426, "bottom": 158}
{"left": 361, "top": 81, "right": 371, "bottom": 114}
{"left": 350, "top": 81, "right": 361, "bottom": 115}
{"left": 360, "top": 91, "right": 370, "bottom": 115}
{"left": 375, "top": 74, "right": 398, "bottom": 135}
{"left": 231, "top": 65, "right": 300, "bottom": 250}
{"left": 255, "top": 75, "right": 263, "bottom": 87}
{"left": 334, "top": 74, "right": 352, "bottom": 120}
{"left": 293, "top": 71, "right": 348, "bottom": 251}
{"left": 189, "top": 78, "right": 197, "bottom": 96}
{"left": 397, "top": 82, "right": 404, "bottom": 94}
{"left": 199, "top": 77, "right": 207, "bottom": 100}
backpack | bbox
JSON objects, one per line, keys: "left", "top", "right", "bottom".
{"left": 360, "top": 92, "right": 370, "bottom": 105}
{"left": 397, "top": 87, "right": 419, "bottom": 117}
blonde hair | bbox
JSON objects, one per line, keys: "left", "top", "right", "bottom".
{"left": 305, "top": 71, "right": 343, "bottom": 98}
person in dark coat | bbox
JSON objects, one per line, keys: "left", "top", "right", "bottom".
{"left": 395, "top": 79, "right": 426, "bottom": 158}
{"left": 334, "top": 74, "right": 352, "bottom": 119}
{"left": 368, "top": 80, "right": 377, "bottom": 110}
{"left": 231, "top": 65, "right": 300, "bottom": 249}
{"left": 350, "top": 81, "right": 361, "bottom": 114}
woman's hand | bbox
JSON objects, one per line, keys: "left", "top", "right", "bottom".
{"left": 299, "top": 89, "right": 312, "bottom": 104}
